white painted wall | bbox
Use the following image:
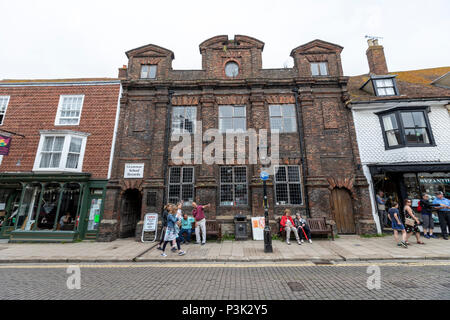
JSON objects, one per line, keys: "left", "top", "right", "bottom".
{"left": 352, "top": 100, "right": 450, "bottom": 165}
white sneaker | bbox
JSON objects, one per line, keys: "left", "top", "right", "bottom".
{"left": 286, "top": 241, "right": 291, "bottom": 245}
{"left": 178, "top": 251, "right": 186, "bottom": 256}
{"left": 309, "top": 239, "right": 312, "bottom": 244}
{"left": 300, "top": 239, "right": 304, "bottom": 243}
{"left": 297, "top": 240, "right": 302, "bottom": 245}
{"left": 161, "top": 252, "right": 167, "bottom": 257}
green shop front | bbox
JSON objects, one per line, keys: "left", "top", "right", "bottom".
{"left": 0, "top": 173, "right": 107, "bottom": 242}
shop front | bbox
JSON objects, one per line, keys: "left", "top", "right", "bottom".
{"left": 0, "top": 173, "right": 106, "bottom": 242}
{"left": 369, "top": 163, "right": 450, "bottom": 232}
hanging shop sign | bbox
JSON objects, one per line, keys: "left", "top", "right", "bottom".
{"left": 124, "top": 163, "right": 144, "bottom": 179}
{"left": 0, "top": 135, "right": 12, "bottom": 155}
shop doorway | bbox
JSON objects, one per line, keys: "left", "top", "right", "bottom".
{"left": 330, "top": 188, "right": 356, "bottom": 234}
{"left": 119, "top": 189, "right": 142, "bottom": 238}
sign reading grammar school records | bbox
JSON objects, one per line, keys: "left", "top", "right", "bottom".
{"left": 124, "top": 163, "right": 144, "bottom": 178}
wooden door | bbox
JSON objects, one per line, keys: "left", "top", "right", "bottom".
{"left": 330, "top": 188, "right": 356, "bottom": 234}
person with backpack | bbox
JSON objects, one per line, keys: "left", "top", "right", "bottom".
{"left": 419, "top": 193, "right": 437, "bottom": 239}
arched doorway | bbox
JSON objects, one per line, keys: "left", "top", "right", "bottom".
{"left": 119, "top": 189, "right": 142, "bottom": 238}
{"left": 330, "top": 188, "right": 356, "bottom": 234}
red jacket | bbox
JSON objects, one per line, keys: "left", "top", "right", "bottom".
{"left": 280, "top": 215, "right": 295, "bottom": 231}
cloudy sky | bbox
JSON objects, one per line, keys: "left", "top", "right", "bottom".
{"left": 0, "top": 0, "right": 448, "bottom": 79}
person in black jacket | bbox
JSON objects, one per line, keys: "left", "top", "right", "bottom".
{"left": 420, "top": 194, "right": 437, "bottom": 239}
{"left": 157, "top": 204, "right": 170, "bottom": 250}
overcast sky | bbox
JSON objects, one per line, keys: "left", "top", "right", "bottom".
{"left": 1, "top": 0, "right": 449, "bottom": 79}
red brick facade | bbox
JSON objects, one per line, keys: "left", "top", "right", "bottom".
{"left": 100, "top": 35, "right": 377, "bottom": 241}
{"left": 0, "top": 81, "right": 121, "bottom": 179}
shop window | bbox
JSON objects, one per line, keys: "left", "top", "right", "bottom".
{"left": 274, "top": 165, "right": 303, "bottom": 205}
{"left": 58, "top": 183, "right": 81, "bottom": 231}
{"left": 168, "top": 167, "right": 194, "bottom": 205}
{"left": 219, "top": 106, "right": 246, "bottom": 133}
{"left": 38, "top": 183, "right": 62, "bottom": 230}
{"left": 269, "top": 104, "right": 297, "bottom": 133}
{"left": 418, "top": 172, "right": 450, "bottom": 200}
{"left": 378, "top": 108, "right": 434, "bottom": 149}
{"left": 0, "top": 186, "right": 21, "bottom": 229}
{"left": 33, "top": 131, "right": 88, "bottom": 172}
{"left": 172, "top": 106, "right": 197, "bottom": 134}
{"left": 311, "top": 62, "right": 328, "bottom": 76}
{"left": 55, "top": 95, "right": 84, "bottom": 125}
{"left": 220, "top": 166, "right": 248, "bottom": 206}
{"left": 0, "top": 96, "right": 10, "bottom": 125}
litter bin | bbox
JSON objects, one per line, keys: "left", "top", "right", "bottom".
{"left": 234, "top": 214, "right": 248, "bottom": 240}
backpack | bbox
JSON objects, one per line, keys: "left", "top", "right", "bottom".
{"left": 417, "top": 201, "right": 422, "bottom": 213}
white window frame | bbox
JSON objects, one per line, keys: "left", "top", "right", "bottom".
{"left": 374, "top": 79, "right": 396, "bottom": 96}
{"left": 219, "top": 105, "right": 247, "bottom": 133}
{"left": 55, "top": 95, "right": 85, "bottom": 126}
{"left": 140, "top": 64, "right": 157, "bottom": 79}
{"left": 0, "top": 96, "right": 10, "bottom": 126}
{"left": 274, "top": 165, "right": 303, "bottom": 205}
{"left": 172, "top": 106, "right": 197, "bottom": 134}
{"left": 310, "top": 62, "right": 328, "bottom": 76}
{"left": 269, "top": 104, "right": 297, "bottom": 133}
{"left": 33, "top": 130, "right": 89, "bottom": 173}
{"left": 168, "top": 166, "right": 195, "bottom": 206}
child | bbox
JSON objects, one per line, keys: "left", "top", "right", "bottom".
{"left": 387, "top": 201, "right": 407, "bottom": 248}
{"left": 294, "top": 213, "right": 312, "bottom": 243}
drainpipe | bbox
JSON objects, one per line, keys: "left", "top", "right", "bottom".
{"left": 162, "top": 89, "right": 175, "bottom": 207}
{"left": 292, "top": 88, "right": 311, "bottom": 217}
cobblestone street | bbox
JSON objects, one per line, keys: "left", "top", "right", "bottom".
{"left": 1, "top": 260, "right": 450, "bottom": 300}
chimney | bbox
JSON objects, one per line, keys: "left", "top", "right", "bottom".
{"left": 366, "top": 39, "right": 388, "bottom": 75}
{"left": 118, "top": 65, "right": 127, "bottom": 79}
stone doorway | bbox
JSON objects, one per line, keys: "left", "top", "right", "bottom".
{"left": 119, "top": 189, "right": 142, "bottom": 238}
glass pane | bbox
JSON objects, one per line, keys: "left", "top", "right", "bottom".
{"left": 69, "top": 137, "right": 82, "bottom": 153}
{"left": 275, "top": 183, "right": 289, "bottom": 204}
{"left": 415, "top": 128, "right": 430, "bottom": 144}
{"left": 53, "top": 137, "right": 65, "bottom": 151}
{"left": 140, "top": 65, "right": 149, "bottom": 78}
{"left": 270, "top": 118, "right": 282, "bottom": 131}
{"left": 289, "top": 183, "right": 302, "bottom": 204}
{"left": 181, "top": 184, "right": 194, "bottom": 203}
{"left": 282, "top": 105, "right": 295, "bottom": 117}
{"left": 234, "top": 184, "right": 247, "bottom": 205}
{"left": 382, "top": 114, "right": 397, "bottom": 130}
{"left": 39, "top": 183, "right": 61, "bottom": 230}
{"left": 275, "top": 166, "right": 287, "bottom": 182}
{"left": 87, "top": 198, "right": 102, "bottom": 231}
{"left": 184, "top": 118, "right": 194, "bottom": 133}
{"left": 220, "top": 184, "right": 233, "bottom": 204}
{"left": 220, "top": 167, "right": 233, "bottom": 183}
{"left": 386, "top": 130, "right": 400, "bottom": 147}
{"left": 383, "top": 79, "right": 393, "bottom": 87}
{"left": 412, "top": 112, "right": 426, "bottom": 127}
{"left": 169, "top": 167, "right": 181, "bottom": 183}
{"left": 234, "top": 167, "right": 247, "bottom": 183}
{"left": 50, "top": 153, "right": 61, "bottom": 168}
{"left": 405, "top": 129, "right": 417, "bottom": 143}
{"left": 219, "top": 106, "right": 233, "bottom": 117}
{"left": 377, "top": 88, "right": 387, "bottom": 96}
{"left": 149, "top": 65, "right": 157, "bottom": 78}
{"left": 233, "top": 118, "right": 246, "bottom": 131}
{"left": 58, "top": 183, "right": 81, "bottom": 231}
{"left": 310, "top": 63, "right": 319, "bottom": 76}
{"left": 287, "top": 166, "right": 300, "bottom": 182}
{"left": 182, "top": 167, "right": 194, "bottom": 183}
{"left": 401, "top": 112, "right": 415, "bottom": 128}
{"left": 283, "top": 118, "right": 296, "bottom": 132}
{"left": 233, "top": 106, "right": 245, "bottom": 117}
{"left": 39, "top": 153, "right": 51, "bottom": 168}
{"left": 269, "top": 105, "right": 281, "bottom": 117}
{"left": 319, "top": 63, "right": 328, "bottom": 75}
{"left": 66, "top": 153, "right": 80, "bottom": 169}
{"left": 168, "top": 185, "right": 180, "bottom": 204}
{"left": 219, "top": 118, "right": 233, "bottom": 132}
{"left": 42, "top": 137, "right": 54, "bottom": 152}
{"left": 385, "top": 87, "right": 395, "bottom": 95}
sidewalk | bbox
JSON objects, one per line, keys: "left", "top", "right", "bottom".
{"left": 0, "top": 235, "right": 449, "bottom": 263}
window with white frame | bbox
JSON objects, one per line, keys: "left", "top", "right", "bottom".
{"left": 172, "top": 106, "right": 197, "bottom": 134}
{"left": 168, "top": 167, "right": 194, "bottom": 205}
{"left": 311, "top": 62, "right": 328, "bottom": 76}
{"left": 0, "top": 96, "right": 10, "bottom": 125}
{"left": 33, "top": 132, "right": 88, "bottom": 172}
{"left": 55, "top": 95, "right": 84, "bottom": 125}
{"left": 269, "top": 104, "right": 297, "bottom": 133}
{"left": 374, "top": 78, "right": 397, "bottom": 96}
{"left": 220, "top": 166, "right": 248, "bottom": 206}
{"left": 140, "top": 65, "right": 157, "bottom": 79}
{"left": 274, "top": 166, "right": 303, "bottom": 205}
{"left": 219, "top": 106, "right": 246, "bottom": 133}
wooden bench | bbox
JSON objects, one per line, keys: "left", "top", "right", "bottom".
{"left": 276, "top": 217, "right": 334, "bottom": 241}
{"left": 188, "top": 219, "right": 222, "bottom": 241}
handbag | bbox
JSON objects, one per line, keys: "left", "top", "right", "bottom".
{"left": 405, "top": 217, "right": 415, "bottom": 227}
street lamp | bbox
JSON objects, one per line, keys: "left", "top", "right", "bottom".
{"left": 260, "top": 170, "right": 273, "bottom": 253}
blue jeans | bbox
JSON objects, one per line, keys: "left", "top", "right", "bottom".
{"left": 179, "top": 228, "right": 192, "bottom": 242}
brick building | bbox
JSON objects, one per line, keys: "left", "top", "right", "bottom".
{"left": 348, "top": 39, "right": 450, "bottom": 234}
{"left": 0, "top": 79, "right": 121, "bottom": 242}
{"left": 100, "top": 35, "right": 377, "bottom": 241}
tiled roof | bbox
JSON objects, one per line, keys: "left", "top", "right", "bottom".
{"left": 0, "top": 78, "right": 118, "bottom": 84}
{"left": 348, "top": 67, "right": 450, "bottom": 103}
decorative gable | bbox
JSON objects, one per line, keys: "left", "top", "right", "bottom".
{"left": 125, "top": 44, "right": 175, "bottom": 80}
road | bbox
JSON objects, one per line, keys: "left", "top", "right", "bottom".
{"left": 1, "top": 260, "right": 449, "bottom": 300}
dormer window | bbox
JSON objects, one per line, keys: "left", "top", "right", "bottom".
{"left": 374, "top": 78, "right": 396, "bottom": 96}
{"left": 140, "top": 65, "right": 157, "bottom": 79}
{"left": 310, "top": 62, "right": 328, "bottom": 76}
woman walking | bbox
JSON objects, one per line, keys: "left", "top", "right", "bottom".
{"left": 156, "top": 204, "right": 170, "bottom": 251}
{"left": 387, "top": 201, "right": 408, "bottom": 248}
{"left": 160, "top": 204, "right": 185, "bottom": 257}
{"left": 403, "top": 199, "right": 425, "bottom": 245}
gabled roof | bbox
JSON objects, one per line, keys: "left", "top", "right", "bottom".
{"left": 125, "top": 44, "right": 174, "bottom": 59}
{"left": 348, "top": 67, "right": 450, "bottom": 103}
{"left": 290, "top": 39, "right": 343, "bottom": 57}
{"left": 199, "top": 35, "right": 264, "bottom": 52}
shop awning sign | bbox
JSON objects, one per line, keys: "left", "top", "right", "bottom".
{"left": 0, "top": 135, "right": 11, "bottom": 155}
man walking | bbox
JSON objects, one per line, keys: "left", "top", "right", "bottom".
{"left": 376, "top": 190, "right": 388, "bottom": 228}
{"left": 432, "top": 191, "right": 450, "bottom": 240}
{"left": 192, "top": 201, "right": 210, "bottom": 245}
